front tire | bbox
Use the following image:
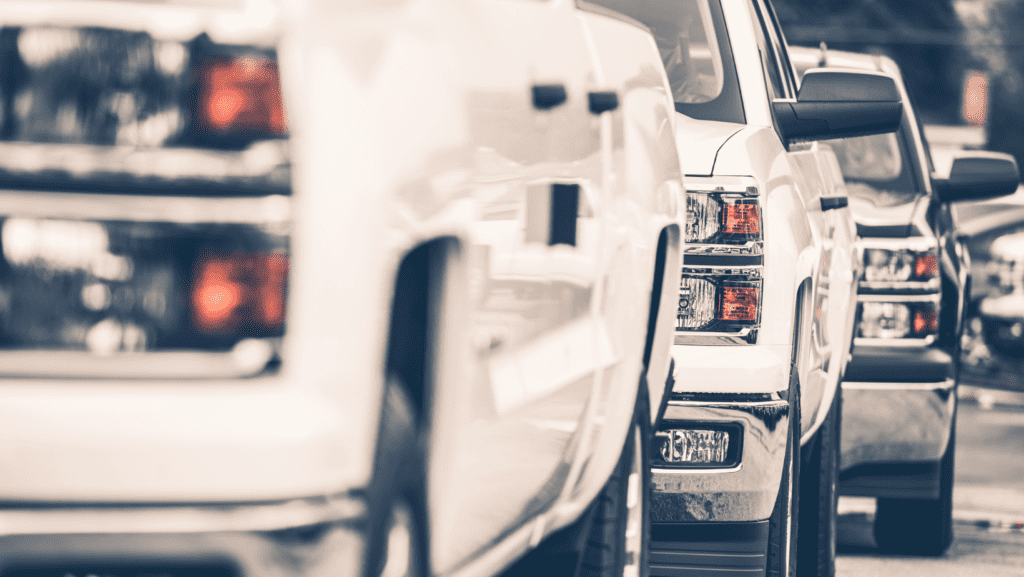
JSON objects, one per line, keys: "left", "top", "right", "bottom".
{"left": 581, "top": 386, "right": 652, "bottom": 577}
{"left": 766, "top": 369, "right": 800, "bottom": 577}
{"left": 873, "top": 414, "right": 956, "bottom": 556}
{"left": 796, "top": 385, "right": 840, "bottom": 577}
{"left": 365, "top": 380, "right": 429, "bottom": 577}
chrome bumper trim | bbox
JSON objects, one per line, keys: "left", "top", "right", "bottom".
{"left": 651, "top": 399, "right": 788, "bottom": 523}
{"left": 673, "top": 329, "right": 756, "bottom": 346}
{"left": 853, "top": 335, "right": 937, "bottom": 348}
{"left": 840, "top": 378, "right": 955, "bottom": 473}
{"left": 843, "top": 379, "right": 954, "bottom": 393}
{"left": 857, "top": 293, "right": 941, "bottom": 303}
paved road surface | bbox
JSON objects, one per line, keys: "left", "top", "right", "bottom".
{"left": 836, "top": 391, "right": 1024, "bottom": 576}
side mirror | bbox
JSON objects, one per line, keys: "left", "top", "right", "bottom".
{"left": 933, "top": 151, "right": 1020, "bottom": 203}
{"left": 772, "top": 68, "right": 903, "bottom": 142}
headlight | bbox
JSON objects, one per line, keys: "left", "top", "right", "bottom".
{"left": 679, "top": 177, "right": 762, "bottom": 345}
{"left": 677, "top": 269, "right": 762, "bottom": 334}
{"left": 861, "top": 246, "right": 938, "bottom": 286}
{"left": 685, "top": 188, "right": 762, "bottom": 246}
{"left": 858, "top": 301, "right": 939, "bottom": 339}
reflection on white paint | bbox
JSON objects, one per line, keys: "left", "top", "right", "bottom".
{"left": 490, "top": 315, "right": 616, "bottom": 414}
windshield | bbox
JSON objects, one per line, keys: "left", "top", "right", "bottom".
{"left": 822, "top": 128, "right": 923, "bottom": 207}
{"left": 592, "top": 0, "right": 743, "bottom": 123}
{"left": 646, "top": 0, "right": 723, "bottom": 104}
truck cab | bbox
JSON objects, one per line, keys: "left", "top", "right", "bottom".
{"left": 579, "top": 0, "right": 903, "bottom": 575}
{"left": 790, "top": 45, "right": 1020, "bottom": 556}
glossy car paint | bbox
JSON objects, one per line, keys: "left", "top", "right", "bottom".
{"left": 0, "top": 1, "right": 685, "bottom": 576}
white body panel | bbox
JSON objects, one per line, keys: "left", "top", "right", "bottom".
{"left": 0, "top": 1, "right": 685, "bottom": 576}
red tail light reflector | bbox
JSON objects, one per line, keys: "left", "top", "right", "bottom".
{"left": 914, "top": 254, "right": 939, "bottom": 279}
{"left": 913, "top": 309, "right": 939, "bottom": 335}
{"left": 192, "top": 252, "right": 288, "bottom": 335}
{"left": 721, "top": 203, "right": 760, "bottom": 235}
{"left": 718, "top": 286, "right": 759, "bottom": 322}
{"left": 199, "top": 57, "right": 287, "bottom": 136}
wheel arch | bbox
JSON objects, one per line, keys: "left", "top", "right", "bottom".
{"left": 643, "top": 224, "right": 682, "bottom": 428}
{"left": 383, "top": 236, "right": 463, "bottom": 429}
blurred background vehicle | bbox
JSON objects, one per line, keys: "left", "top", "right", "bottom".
{"left": 0, "top": 1, "right": 687, "bottom": 577}
{"left": 580, "top": 0, "right": 901, "bottom": 575}
{"left": 790, "top": 44, "right": 1019, "bottom": 556}
{"left": 978, "top": 232, "right": 1024, "bottom": 359}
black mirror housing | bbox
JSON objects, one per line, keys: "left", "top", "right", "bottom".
{"left": 772, "top": 68, "right": 903, "bottom": 142}
{"left": 933, "top": 151, "right": 1020, "bottom": 203}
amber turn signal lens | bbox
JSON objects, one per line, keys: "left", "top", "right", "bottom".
{"left": 192, "top": 252, "right": 288, "bottom": 334}
{"left": 913, "top": 309, "right": 939, "bottom": 335}
{"left": 718, "top": 285, "right": 759, "bottom": 322}
{"left": 914, "top": 254, "right": 939, "bottom": 279}
{"left": 721, "top": 203, "right": 760, "bottom": 235}
{"left": 200, "top": 57, "right": 288, "bottom": 135}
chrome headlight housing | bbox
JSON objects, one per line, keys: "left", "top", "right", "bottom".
{"left": 684, "top": 176, "right": 762, "bottom": 254}
{"left": 860, "top": 239, "right": 939, "bottom": 291}
{"left": 676, "top": 267, "right": 762, "bottom": 340}
{"left": 856, "top": 295, "right": 940, "bottom": 343}
{"left": 677, "top": 177, "right": 763, "bottom": 345}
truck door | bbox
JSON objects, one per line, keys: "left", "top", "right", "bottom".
{"left": 428, "top": 0, "right": 604, "bottom": 571}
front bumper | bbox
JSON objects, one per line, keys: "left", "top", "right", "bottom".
{"left": 651, "top": 398, "right": 789, "bottom": 523}
{"left": 0, "top": 495, "right": 366, "bottom": 577}
{"left": 839, "top": 345, "right": 956, "bottom": 500}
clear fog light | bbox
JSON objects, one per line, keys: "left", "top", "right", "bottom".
{"left": 652, "top": 422, "right": 741, "bottom": 468}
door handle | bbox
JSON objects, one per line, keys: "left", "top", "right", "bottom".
{"left": 588, "top": 91, "right": 619, "bottom": 114}
{"left": 532, "top": 84, "right": 567, "bottom": 110}
{"left": 820, "top": 196, "right": 848, "bottom": 211}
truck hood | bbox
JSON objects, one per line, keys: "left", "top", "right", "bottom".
{"left": 674, "top": 113, "right": 744, "bottom": 176}
{"left": 848, "top": 191, "right": 931, "bottom": 238}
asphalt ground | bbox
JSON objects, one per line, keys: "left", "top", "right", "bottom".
{"left": 834, "top": 383, "right": 1024, "bottom": 576}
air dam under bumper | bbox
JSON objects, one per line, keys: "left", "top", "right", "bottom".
{"left": 839, "top": 345, "right": 956, "bottom": 500}
{"left": 0, "top": 496, "right": 365, "bottom": 577}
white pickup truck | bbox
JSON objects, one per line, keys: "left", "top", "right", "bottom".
{"left": 581, "top": 0, "right": 902, "bottom": 575}
{"left": 0, "top": 2, "right": 685, "bottom": 577}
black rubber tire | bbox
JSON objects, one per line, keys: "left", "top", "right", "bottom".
{"left": 580, "top": 386, "right": 652, "bottom": 577}
{"left": 982, "top": 315, "right": 1024, "bottom": 359}
{"left": 874, "top": 415, "right": 956, "bottom": 556}
{"left": 796, "top": 385, "right": 841, "bottom": 577}
{"left": 766, "top": 369, "right": 800, "bottom": 577}
{"left": 365, "top": 380, "right": 430, "bottom": 577}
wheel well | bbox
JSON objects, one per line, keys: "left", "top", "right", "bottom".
{"left": 384, "top": 238, "right": 458, "bottom": 426}
{"left": 642, "top": 226, "right": 677, "bottom": 369}
{"left": 792, "top": 278, "right": 812, "bottom": 368}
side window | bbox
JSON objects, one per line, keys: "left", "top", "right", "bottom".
{"left": 759, "top": 0, "right": 797, "bottom": 95}
{"left": 743, "top": 0, "right": 786, "bottom": 100}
